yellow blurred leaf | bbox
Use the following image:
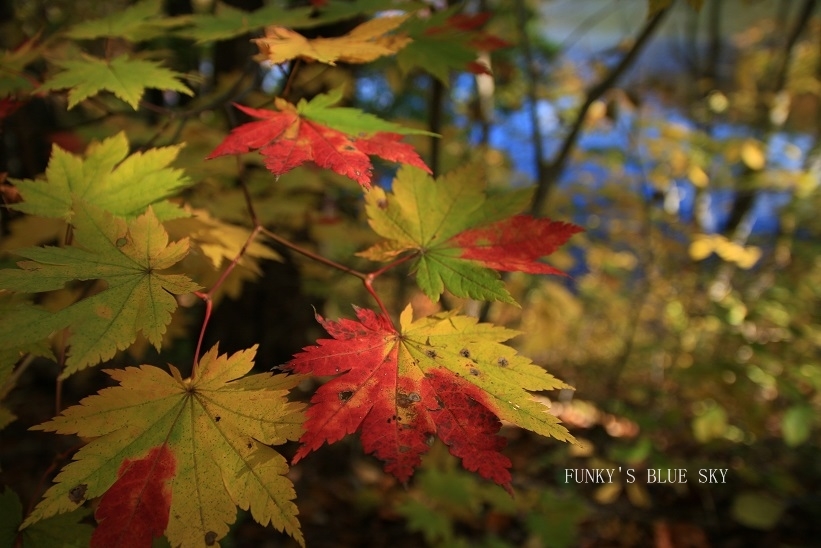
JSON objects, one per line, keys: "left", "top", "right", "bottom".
{"left": 626, "top": 481, "right": 652, "bottom": 509}
{"left": 167, "top": 209, "right": 280, "bottom": 272}
{"left": 593, "top": 482, "right": 621, "bottom": 504}
{"left": 741, "top": 139, "right": 766, "bottom": 170}
{"left": 688, "top": 235, "right": 715, "bottom": 261}
{"left": 735, "top": 245, "right": 762, "bottom": 269}
{"left": 669, "top": 149, "right": 688, "bottom": 176}
{"left": 688, "top": 165, "right": 709, "bottom": 188}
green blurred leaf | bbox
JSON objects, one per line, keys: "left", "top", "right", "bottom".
{"left": 397, "top": 498, "right": 453, "bottom": 545}
{"left": 692, "top": 402, "right": 728, "bottom": 443}
{"left": 782, "top": 404, "right": 815, "bottom": 447}
{"left": 0, "top": 488, "right": 23, "bottom": 547}
{"left": 21, "top": 507, "right": 94, "bottom": 548}
{"left": 66, "top": 0, "right": 177, "bottom": 42}
{"left": 526, "top": 491, "right": 587, "bottom": 548}
{"left": 731, "top": 492, "right": 785, "bottom": 530}
{"left": 176, "top": 2, "right": 313, "bottom": 43}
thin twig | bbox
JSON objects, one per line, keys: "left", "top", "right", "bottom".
{"left": 192, "top": 225, "right": 263, "bottom": 376}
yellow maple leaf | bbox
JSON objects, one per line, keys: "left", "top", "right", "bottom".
{"left": 254, "top": 15, "right": 412, "bottom": 65}
{"left": 22, "top": 345, "right": 306, "bottom": 547}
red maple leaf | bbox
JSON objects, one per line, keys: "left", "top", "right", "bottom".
{"left": 289, "top": 305, "right": 574, "bottom": 491}
{"left": 91, "top": 444, "right": 175, "bottom": 548}
{"left": 453, "top": 215, "right": 583, "bottom": 275}
{"left": 207, "top": 100, "right": 430, "bottom": 188}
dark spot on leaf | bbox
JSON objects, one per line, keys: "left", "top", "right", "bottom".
{"left": 425, "top": 349, "right": 437, "bottom": 359}
{"left": 459, "top": 348, "right": 470, "bottom": 358}
{"left": 377, "top": 198, "right": 388, "bottom": 209}
{"left": 215, "top": 415, "right": 221, "bottom": 422}
{"left": 398, "top": 445, "right": 410, "bottom": 453}
{"left": 115, "top": 236, "right": 128, "bottom": 247}
{"left": 247, "top": 441, "right": 253, "bottom": 449}
{"left": 205, "top": 531, "right": 217, "bottom": 546}
{"left": 470, "top": 368, "right": 480, "bottom": 376}
{"left": 387, "top": 417, "right": 392, "bottom": 423}
{"left": 497, "top": 357, "right": 509, "bottom": 367}
{"left": 397, "top": 392, "right": 420, "bottom": 408}
{"left": 68, "top": 484, "right": 87, "bottom": 504}
{"left": 425, "top": 434, "right": 435, "bottom": 446}
{"left": 339, "top": 390, "right": 353, "bottom": 402}
{"left": 343, "top": 145, "right": 357, "bottom": 151}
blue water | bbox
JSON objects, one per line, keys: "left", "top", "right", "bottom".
{"left": 456, "top": 92, "right": 811, "bottom": 239}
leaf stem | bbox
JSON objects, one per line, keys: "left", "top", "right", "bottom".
{"left": 258, "top": 227, "right": 416, "bottom": 322}
{"left": 259, "top": 226, "right": 367, "bottom": 281}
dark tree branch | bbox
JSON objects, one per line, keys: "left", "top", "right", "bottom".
{"left": 428, "top": 76, "right": 445, "bottom": 178}
{"left": 530, "top": 5, "right": 671, "bottom": 215}
{"left": 773, "top": 0, "right": 817, "bottom": 95}
{"left": 515, "top": 0, "right": 549, "bottom": 202}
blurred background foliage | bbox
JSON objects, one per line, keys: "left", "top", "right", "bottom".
{"left": 1, "top": 0, "right": 820, "bottom": 546}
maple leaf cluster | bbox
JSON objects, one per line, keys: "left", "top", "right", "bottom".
{"left": 0, "top": 3, "right": 586, "bottom": 547}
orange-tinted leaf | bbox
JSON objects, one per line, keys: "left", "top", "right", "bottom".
{"left": 254, "top": 15, "right": 410, "bottom": 65}
{"left": 289, "top": 306, "right": 574, "bottom": 490}
{"left": 91, "top": 444, "right": 175, "bottom": 548}
{"left": 453, "top": 215, "right": 583, "bottom": 275}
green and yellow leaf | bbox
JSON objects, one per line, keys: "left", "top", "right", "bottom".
{"left": 0, "top": 202, "right": 200, "bottom": 376}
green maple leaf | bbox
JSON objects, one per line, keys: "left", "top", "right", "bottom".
{"left": 360, "top": 164, "right": 532, "bottom": 303}
{"left": 22, "top": 345, "right": 306, "bottom": 547}
{"left": 11, "top": 131, "right": 190, "bottom": 221}
{"left": 178, "top": 0, "right": 396, "bottom": 42}
{"left": 39, "top": 54, "right": 192, "bottom": 110}
{"left": 177, "top": 2, "right": 314, "bottom": 43}
{"left": 66, "top": 0, "right": 182, "bottom": 42}
{"left": 0, "top": 202, "right": 200, "bottom": 377}
{"left": 0, "top": 36, "right": 43, "bottom": 97}
{"left": 395, "top": 7, "right": 507, "bottom": 84}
